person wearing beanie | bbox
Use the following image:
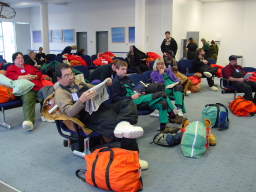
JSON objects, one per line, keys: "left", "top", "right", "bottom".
{"left": 192, "top": 48, "right": 219, "bottom": 91}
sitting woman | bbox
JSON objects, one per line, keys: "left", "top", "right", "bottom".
{"left": 150, "top": 58, "right": 185, "bottom": 118}
{"left": 6, "top": 52, "right": 43, "bottom": 131}
{"left": 192, "top": 48, "right": 219, "bottom": 91}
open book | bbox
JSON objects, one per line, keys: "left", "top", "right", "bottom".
{"left": 84, "top": 78, "right": 110, "bottom": 115}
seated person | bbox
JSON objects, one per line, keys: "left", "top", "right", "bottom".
{"left": 88, "top": 59, "right": 117, "bottom": 82}
{"left": 222, "top": 55, "right": 256, "bottom": 103}
{"left": 151, "top": 58, "right": 186, "bottom": 116}
{"left": 36, "top": 47, "right": 46, "bottom": 65}
{"left": 111, "top": 60, "right": 180, "bottom": 131}
{"left": 192, "top": 48, "right": 218, "bottom": 91}
{"left": 54, "top": 63, "right": 148, "bottom": 168}
{"left": 126, "top": 45, "right": 149, "bottom": 74}
{"left": 163, "top": 50, "right": 177, "bottom": 68}
{"left": 24, "top": 50, "right": 41, "bottom": 68}
{"left": 6, "top": 52, "right": 43, "bottom": 131}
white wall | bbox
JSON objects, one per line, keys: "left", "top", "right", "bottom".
{"left": 145, "top": 0, "right": 173, "bottom": 54}
{"left": 172, "top": 0, "right": 202, "bottom": 59}
{"left": 202, "top": 1, "right": 256, "bottom": 67}
{"left": 30, "top": 0, "right": 135, "bottom": 55}
{"left": 14, "top": 8, "right": 31, "bottom": 23}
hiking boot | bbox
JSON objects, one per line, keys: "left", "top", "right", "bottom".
{"left": 114, "top": 121, "right": 144, "bottom": 139}
{"left": 162, "top": 125, "right": 180, "bottom": 134}
{"left": 22, "top": 121, "right": 34, "bottom": 131}
{"left": 209, "top": 133, "right": 217, "bottom": 146}
{"left": 139, "top": 159, "right": 149, "bottom": 170}
{"left": 170, "top": 115, "right": 187, "bottom": 124}
{"left": 203, "top": 71, "right": 212, "bottom": 78}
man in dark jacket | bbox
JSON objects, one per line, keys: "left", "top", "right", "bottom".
{"left": 161, "top": 31, "right": 178, "bottom": 57}
{"left": 222, "top": 55, "right": 256, "bottom": 102}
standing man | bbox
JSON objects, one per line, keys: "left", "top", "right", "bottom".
{"left": 161, "top": 31, "right": 178, "bottom": 57}
{"left": 222, "top": 55, "right": 256, "bottom": 102}
{"left": 201, "top": 38, "right": 210, "bottom": 59}
{"left": 186, "top": 38, "right": 198, "bottom": 60}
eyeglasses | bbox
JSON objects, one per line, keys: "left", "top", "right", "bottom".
{"left": 62, "top": 72, "right": 74, "bottom": 79}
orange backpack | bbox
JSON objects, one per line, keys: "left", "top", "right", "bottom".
{"left": 76, "top": 147, "right": 143, "bottom": 192}
{"left": 0, "top": 85, "right": 16, "bottom": 103}
{"left": 229, "top": 96, "right": 256, "bottom": 116}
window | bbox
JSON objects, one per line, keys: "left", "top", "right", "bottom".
{"left": 2, "top": 22, "right": 15, "bottom": 62}
{"left": 129, "top": 27, "right": 135, "bottom": 43}
{"left": 111, "top": 27, "right": 125, "bottom": 43}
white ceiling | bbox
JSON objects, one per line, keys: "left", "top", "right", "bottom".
{"left": 4, "top": 0, "right": 256, "bottom": 8}
{"left": 4, "top": 0, "right": 76, "bottom": 8}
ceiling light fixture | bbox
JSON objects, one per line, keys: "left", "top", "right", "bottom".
{"left": 0, "top": 2, "right": 16, "bottom": 19}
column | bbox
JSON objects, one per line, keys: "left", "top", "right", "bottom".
{"left": 135, "top": 0, "right": 146, "bottom": 51}
{"left": 40, "top": 2, "right": 50, "bottom": 54}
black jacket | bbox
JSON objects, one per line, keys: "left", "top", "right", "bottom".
{"left": 111, "top": 75, "right": 134, "bottom": 103}
{"left": 88, "top": 64, "right": 115, "bottom": 82}
{"left": 161, "top": 38, "right": 178, "bottom": 56}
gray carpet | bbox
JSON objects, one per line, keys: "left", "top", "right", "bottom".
{"left": 0, "top": 82, "right": 256, "bottom": 192}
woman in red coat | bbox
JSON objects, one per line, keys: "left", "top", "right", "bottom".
{"left": 6, "top": 52, "right": 43, "bottom": 131}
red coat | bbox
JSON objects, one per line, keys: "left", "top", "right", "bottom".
{"left": 6, "top": 64, "right": 43, "bottom": 91}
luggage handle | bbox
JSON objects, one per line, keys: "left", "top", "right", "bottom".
{"left": 76, "top": 169, "right": 86, "bottom": 182}
{"left": 91, "top": 147, "right": 114, "bottom": 191}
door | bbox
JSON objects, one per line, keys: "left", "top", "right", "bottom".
{"left": 15, "top": 23, "right": 31, "bottom": 55}
{"left": 76, "top": 32, "right": 87, "bottom": 54}
{"left": 96, "top": 31, "right": 108, "bottom": 54}
{"left": 186, "top": 31, "right": 200, "bottom": 45}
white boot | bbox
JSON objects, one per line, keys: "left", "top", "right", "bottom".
{"left": 210, "top": 86, "right": 219, "bottom": 91}
{"left": 22, "top": 121, "right": 34, "bottom": 131}
{"left": 185, "top": 90, "right": 191, "bottom": 96}
{"left": 203, "top": 72, "right": 212, "bottom": 78}
{"left": 139, "top": 159, "right": 149, "bottom": 170}
{"left": 114, "top": 121, "right": 144, "bottom": 139}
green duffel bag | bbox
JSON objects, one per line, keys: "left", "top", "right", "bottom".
{"left": 181, "top": 121, "right": 207, "bottom": 158}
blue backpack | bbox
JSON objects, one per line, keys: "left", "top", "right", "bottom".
{"left": 202, "top": 103, "right": 229, "bottom": 130}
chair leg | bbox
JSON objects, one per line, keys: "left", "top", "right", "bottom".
{"left": 72, "top": 137, "right": 91, "bottom": 158}
{"left": 0, "top": 107, "right": 11, "bottom": 129}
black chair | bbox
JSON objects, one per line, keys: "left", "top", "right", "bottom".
{"left": 46, "top": 54, "right": 57, "bottom": 63}
{"left": 0, "top": 99, "right": 23, "bottom": 128}
{"left": 55, "top": 120, "right": 100, "bottom": 154}
{"left": 177, "top": 59, "right": 195, "bottom": 76}
{"left": 73, "top": 65, "right": 90, "bottom": 79}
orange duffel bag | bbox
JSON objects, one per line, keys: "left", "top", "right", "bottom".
{"left": 229, "top": 96, "right": 256, "bottom": 116}
{"left": 0, "top": 85, "right": 16, "bottom": 103}
{"left": 76, "top": 147, "right": 143, "bottom": 192}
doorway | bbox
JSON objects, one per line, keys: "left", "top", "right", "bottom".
{"left": 76, "top": 32, "right": 87, "bottom": 54}
{"left": 96, "top": 31, "right": 108, "bottom": 54}
{"left": 186, "top": 31, "right": 200, "bottom": 45}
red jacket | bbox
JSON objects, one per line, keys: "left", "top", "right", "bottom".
{"left": 6, "top": 64, "right": 43, "bottom": 91}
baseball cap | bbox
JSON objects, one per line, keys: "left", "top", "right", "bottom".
{"left": 229, "top": 55, "right": 237, "bottom": 61}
